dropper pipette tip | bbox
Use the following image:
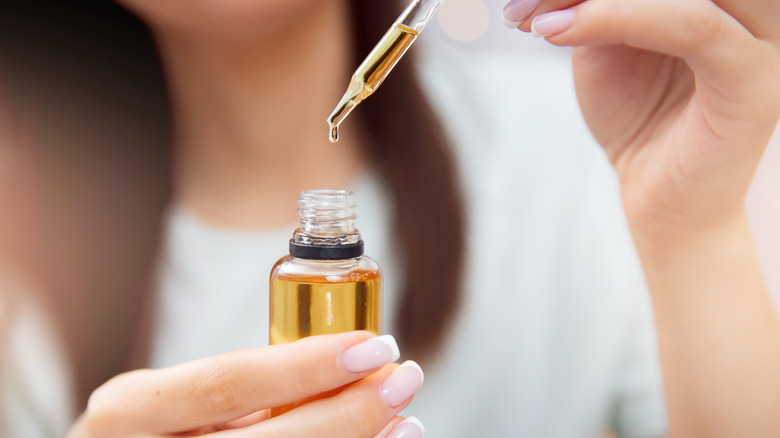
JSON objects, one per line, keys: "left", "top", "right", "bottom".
{"left": 326, "top": 87, "right": 362, "bottom": 144}
{"left": 329, "top": 124, "right": 339, "bottom": 143}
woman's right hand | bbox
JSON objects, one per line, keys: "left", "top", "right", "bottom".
{"left": 66, "top": 332, "right": 424, "bottom": 438}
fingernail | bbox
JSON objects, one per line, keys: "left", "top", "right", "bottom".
{"left": 381, "top": 360, "right": 424, "bottom": 408}
{"left": 502, "top": 0, "right": 539, "bottom": 28}
{"left": 340, "top": 335, "right": 400, "bottom": 373}
{"left": 387, "top": 416, "right": 425, "bottom": 438}
{"left": 531, "top": 9, "right": 576, "bottom": 37}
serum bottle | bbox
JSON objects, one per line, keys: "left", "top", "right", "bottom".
{"left": 269, "top": 190, "right": 382, "bottom": 345}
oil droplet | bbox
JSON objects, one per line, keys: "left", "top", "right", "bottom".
{"left": 329, "top": 125, "right": 339, "bottom": 143}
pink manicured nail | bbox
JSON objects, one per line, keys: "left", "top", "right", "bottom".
{"left": 387, "top": 416, "right": 425, "bottom": 438}
{"left": 340, "top": 335, "right": 400, "bottom": 373}
{"left": 381, "top": 361, "right": 424, "bottom": 407}
{"left": 502, "top": 0, "right": 540, "bottom": 28}
{"left": 531, "top": 9, "right": 576, "bottom": 37}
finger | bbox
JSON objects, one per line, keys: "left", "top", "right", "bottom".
{"left": 516, "top": 0, "right": 780, "bottom": 44}
{"left": 502, "top": 0, "right": 583, "bottom": 31}
{"left": 85, "top": 332, "right": 400, "bottom": 435}
{"left": 230, "top": 361, "right": 425, "bottom": 438}
{"left": 506, "top": 0, "right": 780, "bottom": 43}
{"left": 709, "top": 0, "right": 780, "bottom": 42}
{"left": 533, "top": 0, "right": 780, "bottom": 125}
{"left": 217, "top": 411, "right": 271, "bottom": 431}
{"left": 174, "top": 411, "right": 272, "bottom": 436}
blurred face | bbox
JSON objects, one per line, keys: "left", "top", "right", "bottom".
{"left": 118, "top": 0, "right": 335, "bottom": 43}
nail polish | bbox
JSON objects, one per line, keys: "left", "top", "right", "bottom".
{"left": 381, "top": 361, "right": 424, "bottom": 407}
{"left": 387, "top": 416, "right": 425, "bottom": 438}
{"left": 340, "top": 335, "right": 400, "bottom": 373}
{"left": 503, "top": 0, "right": 540, "bottom": 28}
{"left": 531, "top": 9, "right": 576, "bottom": 37}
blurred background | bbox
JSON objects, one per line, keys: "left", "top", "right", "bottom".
{"left": 0, "top": 0, "right": 778, "bottom": 304}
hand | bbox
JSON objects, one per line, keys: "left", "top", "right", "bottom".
{"left": 505, "top": 0, "right": 780, "bottom": 244}
{"left": 66, "top": 332, "right": 424, "bottom": 438}
{"left": 504, "top": 3, "right": 780, "bottom": 436}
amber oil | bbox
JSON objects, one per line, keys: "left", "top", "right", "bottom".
{"left": 269, "top": 257, "right": 381, "bottom": 344}
{"left": 328, "top": 24, "right": 419, "bottom": 142}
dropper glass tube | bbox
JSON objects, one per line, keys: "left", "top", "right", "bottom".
{"left": 327, "top": 0, "right": 446, "bottom": 142}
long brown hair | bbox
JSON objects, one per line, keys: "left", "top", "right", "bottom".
{"left": 348, "top": 2, "right": 465, "bottom": 361}
{"left": 0, "top": 0, "right": 464, "bottom": 410}
{"left": 0, "top": 1, "right": 170, "bottom": 408}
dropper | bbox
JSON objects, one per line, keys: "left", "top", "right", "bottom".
{"left": 327, "top": 0, "right": 447, "bottom": 142}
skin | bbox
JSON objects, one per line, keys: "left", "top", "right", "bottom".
{"left": 68, "top": 0, "right": 780, "bottom": 436}
{"left": 68, "top": 332, "right": 412, "bottom": 437}
{"left": 122, "top": 0, "right": 368, "bottom": 229}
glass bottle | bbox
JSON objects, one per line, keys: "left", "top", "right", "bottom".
{"left": 269, "top": 190, "right": 382, "bottom": 345}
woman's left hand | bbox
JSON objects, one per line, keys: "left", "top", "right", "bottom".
{"left": 504, "top": 1, "right": 780, "bottom": 437}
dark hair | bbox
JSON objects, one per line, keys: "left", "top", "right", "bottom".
{"left": 0, "top": 0, "right": 464, "bottom": 410}
{"left": 348, "top": 2, "right": 465, "bottom": 362}
{"left": 0, "top": 1, "right": 170, "bottom": 407}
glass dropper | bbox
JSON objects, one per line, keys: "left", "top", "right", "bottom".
{"left": 327, "top": 0, "right": 447, "bottom": 143}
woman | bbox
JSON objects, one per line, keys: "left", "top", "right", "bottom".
{"left": 2, "top": 0, "right": 779, "bottom": 436}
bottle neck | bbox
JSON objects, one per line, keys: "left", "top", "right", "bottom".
{"left": 289, "top": 189, "right": 364, "bottom": 260}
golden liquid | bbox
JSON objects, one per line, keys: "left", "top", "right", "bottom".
{"left": 269, "top": 270, "right": 382, "bottom": 344}
{"left": 327, "top": 23, "right": 419, "bottom": 143}
{"left": 268, "top": 263, "right": 381, "bottom": 416}
{"left": 356, "top": 23, "right": 418, "bottom": 93}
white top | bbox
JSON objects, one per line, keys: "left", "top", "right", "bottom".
{"left": 0, "top": 277, "right": 75, "bottom": 438}
{"left": 149, "top": 43, "right": 667, "bottom": 437}
{"left": 2, "top": 41, "right": 667, "bottom": 437}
